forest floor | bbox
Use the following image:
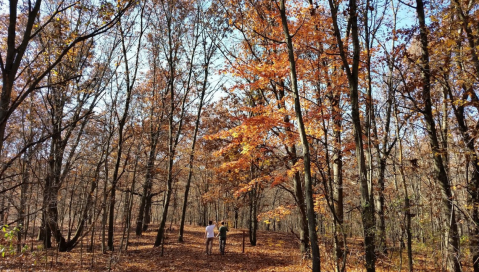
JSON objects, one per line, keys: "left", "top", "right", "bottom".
{"left": 0, "top": 224, "right": 473, "bottom": 271}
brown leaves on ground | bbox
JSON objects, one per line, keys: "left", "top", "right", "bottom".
{"left": 118, "top": 226, "right": 307, "bottom": 272}
{"left": 0, "top": 225, "right": 458, "bottom": 271}
{"left": 0, "top": 225, "right": 309, "bottom": 271}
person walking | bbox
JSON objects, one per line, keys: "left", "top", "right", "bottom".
{"left": 205, "top": 220, "right": 215, "bottom": 255}
{"left": 217, "top": 221, "right": 229, "bottom": 255}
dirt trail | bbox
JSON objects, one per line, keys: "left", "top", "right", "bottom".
{"left": 118, "top": 225, "right": 306, "bottom": 271}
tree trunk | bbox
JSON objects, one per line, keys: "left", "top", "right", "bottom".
{"left": 330, "top": 91, "right": 345, "bottom": 265}
{"left": 108, "top": 7, "right": 145, "bottom": 250}
{"left": 154, "top": 78, "right": 177, "bottom": 248}
{"left": 446, "top": 81, "right": 479, "bottom": 272}
{"left": 275, "top": 81, "right": 309, "bottom": 254}
{"left": 136, "top": 141, "right": 157, "bottom": 236}
{"left": 143, "top": 196, "right": 153, "bottom": 232}
{"left": 328, "top": 0, "right": 376, "bottom": 269}
{"left": 394, "top": 103, "right": 413, "bottom": 272}
{"left": 179, "top": 47, "right": 209, "bottom": 242}
{"left": 278, "top": 1, "right": 320, "bottom": 270}
{"left": 448, "top": 1, "right": 479, "bottom": 269}
{"left": 415, "top": 0, "right": 461, "bottom": 270}
{"left": 374, "top": 77, "right": 394, "bottom": 254}
{"left": 17, "top": 150, "right": 30, "bottom": 253}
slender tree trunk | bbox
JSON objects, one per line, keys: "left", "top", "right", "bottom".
{"left": 374, "top": 1, "right": 397, "bottom": 250}
{"left": 101, "top": 167, "right": 108, "bottom": 253}
{"left": 274, "top": 82, "right": 309, "bottom": 254}
{"left": 121, "top": 152, "right": 139, "bottom": 250}
{"left": 363, "top": 0, "right": 376, "bottom": 236}
{"left": 248, "top": 164, "right": 258, "bottom": 246}
{"left": 178, "top": 40, "right": 209, "bottom": 241}
{"left": 446, "top": 82, "right": 479, "bottom": 272}
{"left": 374, "top": 78, "right": 394, "bottom": 255}
{"left": 415, "top": 0, "right": 461, "bottom": 270}
{"left": 278, "top": 1, "right": 320, "bottom": 270}
{"left": 136, "top": 137, "right": 158, "bottom": 236}
{"left": 154, "top": 75, "right": 177, "bottom": 248}
{"left": 153, "top": 1, "right": 193, "bottom": 246}
{"left": 108, "top": 7, "right": 145, "bottom": 250}
{"left": 17, "top": 151, "right": 30, "bottom": 253}
{"left": 331, "top": 92, "right": 345, "bottom": 266}
{"left": 394, "top": 103, "right": 413, "bottom": 272}
{"left": 328, "top": 0, "right": 376, "bottom": 269}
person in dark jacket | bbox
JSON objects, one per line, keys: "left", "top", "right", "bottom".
{"left": 217, "top": 221, "right": 228, "bottom": 255}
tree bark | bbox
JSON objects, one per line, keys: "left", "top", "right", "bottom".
{"left": 274, "top": 81, "right": 309, "bottom": 254}
{"left": 331, "top": 92, "right": 345, "bottom": 264}
{"left": 178, "top": 23, "right": 210, "bottom": 241}
{"left": 278, "top": 1, "right": 320, "bottom": 270}
{"left": 446, "top": 83, "right": 479, "bottom": 272}
{"left": 328, "top": 0, "right": 376, "bottom": 269}
{"left": 394, "top": 103, "right": 413, "bottom": 272}
{"left": 415, "top": 0, "right": 461, "bottom": 270}
{"left": 107, "top": 8, "right": 145, "bottom": 250}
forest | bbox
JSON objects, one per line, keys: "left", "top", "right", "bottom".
{"left": 0, "top": 0, "right": 478, "bottom": 271}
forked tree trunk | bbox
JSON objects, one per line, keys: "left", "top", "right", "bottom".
{"left": 179, "top": 30, "right": 209, "bottom": 241}
{"left": 154, "top": 1, "right": 197, "bottom": 247}
{"left": 136, "top": 142, "right": 157, "bottom": 236}
{"left": 328, "top": 0, "right": 376, "bottom": 269}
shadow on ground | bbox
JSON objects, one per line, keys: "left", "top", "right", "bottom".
{"left": 115, "top": 226, "right": 299, "bottom": 272}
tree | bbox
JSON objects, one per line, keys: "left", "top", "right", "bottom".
{"left": 413, "top": 0, "right": 461, "bottom": 270}
{"left": 178, "top": 0, "right": 220, "bottom": 242}
{"left": 153, "top": 0, "right": 200, "bottom": 249}
{"left": 0, "top": 0, "right": 132, "bottom": 157}
{"left": 37, "top": 17, "right": 115, "bottom": 250}
{"left": 327, "top": 0, "right": 377, "bottom": 269}
{"left": 107, "top": 2, "right": 146, "bottom": 250}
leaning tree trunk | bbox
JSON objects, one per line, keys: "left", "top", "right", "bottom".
{"left": 154, "top": 62, "right": 185, "bottom": 248}
{"left": 107, "top": 25, "right": 135, "bottom": 251}
{"left": 154, "top": 87, "right": 182, "bottom": 249}
{"left": 278, "top": 1, "right": 320, "bottom": 270}
{"left": 275, "top": 82, "right": 309, "bottom": 254}
{"left": 153, "top": 1, "right": 196, "bottom": 246}
{"left": 178, "top": 39, "right": 208, "bottom": 241}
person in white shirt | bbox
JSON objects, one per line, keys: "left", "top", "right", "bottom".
{"left": 205, "top": 220, "right": 215, "bottom": 254}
